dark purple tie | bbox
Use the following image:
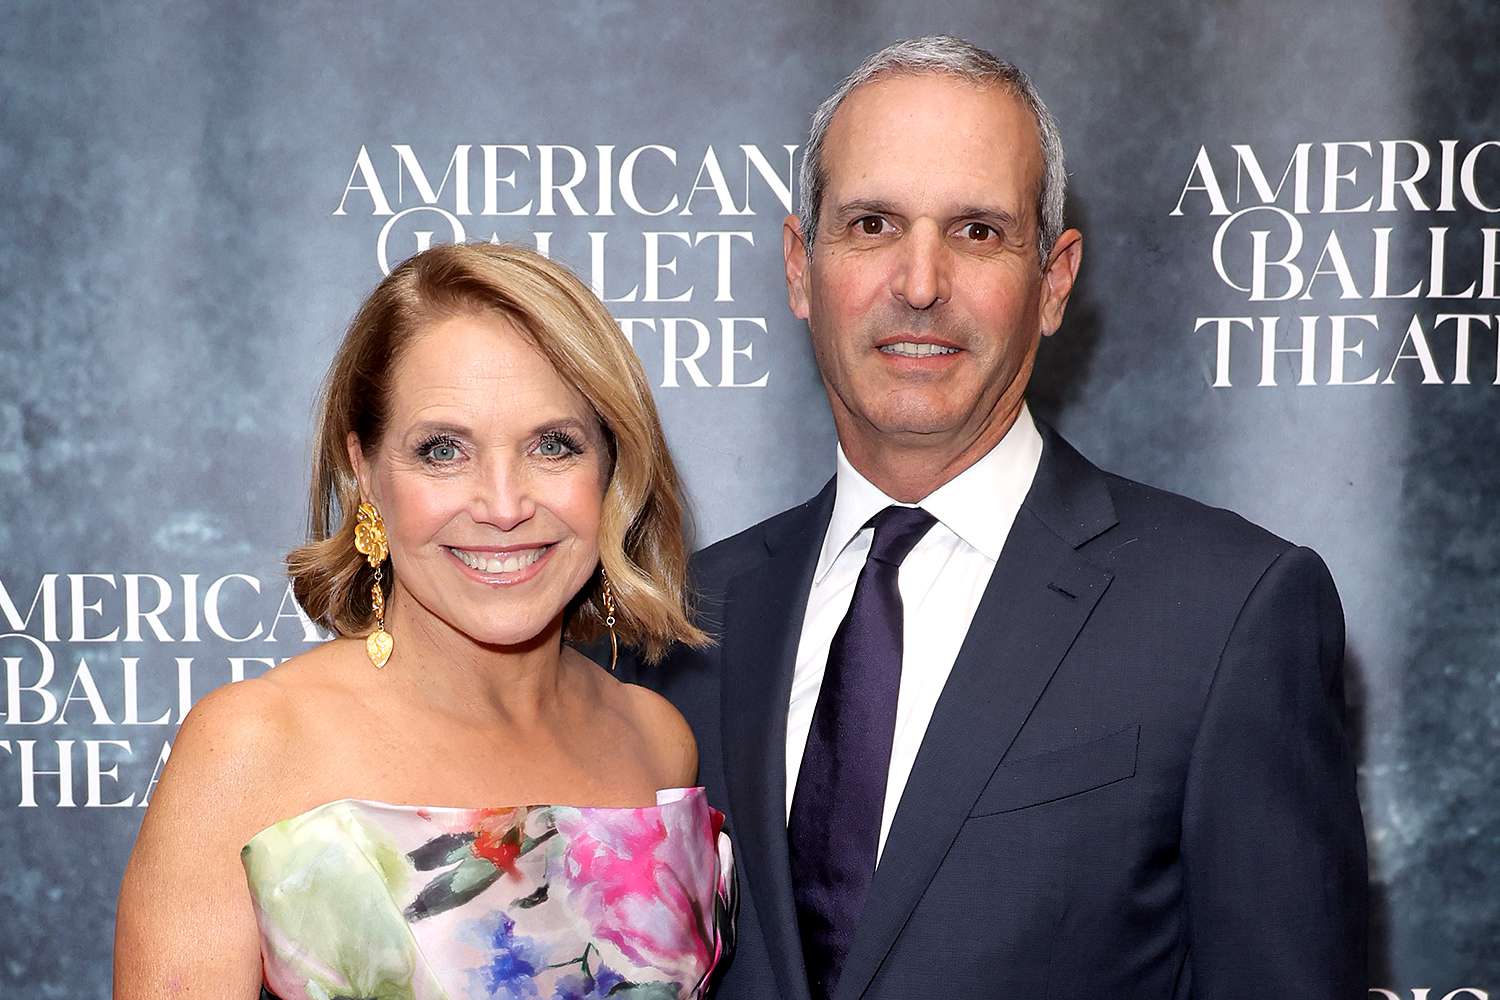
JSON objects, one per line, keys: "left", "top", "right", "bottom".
{"left": 788, "top": 504, "right": 937, "bottom": 1000}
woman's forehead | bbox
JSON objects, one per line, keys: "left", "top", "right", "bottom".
{"left": 389, "top": 313, "right": 593, "bottom": 425}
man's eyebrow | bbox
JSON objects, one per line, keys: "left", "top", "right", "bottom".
{"left": 831, "top": 198, "right": 902, "bottom": 220}
{"left": 829, "top": 199, "right": 1023, "bottom": 232}
{"left": 954, "top": 205, "right": 1022, "bottom": 231}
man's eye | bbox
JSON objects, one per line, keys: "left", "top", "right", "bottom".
{"left": 857, "top": 216, "right": 887, "bottom": 235}
{"left": 963, "top": 222, "right": 997, "bottom": 241}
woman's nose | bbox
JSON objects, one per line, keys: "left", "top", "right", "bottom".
{"left": 472, "top": 460, "right": 537, "bottom": 531}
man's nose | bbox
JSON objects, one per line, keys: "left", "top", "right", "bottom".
{"left": 890, "top": 220, "right": 951, "bottom": 310}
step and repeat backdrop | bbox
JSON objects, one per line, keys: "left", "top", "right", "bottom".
{"left": 1, "top": 0, "right": 1496, "bottom": 995}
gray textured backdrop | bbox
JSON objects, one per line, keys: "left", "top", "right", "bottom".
{"left": 1, "top": 1, "right": 1496, "bottom": 996}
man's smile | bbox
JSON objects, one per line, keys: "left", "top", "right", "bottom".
{"left": 878, "top": 341, "right": 961, "bottom": 357}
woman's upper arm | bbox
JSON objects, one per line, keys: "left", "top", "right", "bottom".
{"left": 114, "top": 678, "right": 293, "bottom": 999}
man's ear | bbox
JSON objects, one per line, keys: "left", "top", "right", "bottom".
{"left": 783, "top": 215, "right": 811, "bottom": 321}
{"left": 346, "top": 431, "right": 373, "bottom": 504}
{"left": 1039, "top": 228, "right": 1083, "bottom": 337}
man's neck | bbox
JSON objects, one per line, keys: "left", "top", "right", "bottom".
{"left": 837, "top": 399, "right": 1026, "bottom": 503}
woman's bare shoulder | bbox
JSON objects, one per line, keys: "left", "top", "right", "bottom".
{"left": 255, "top": 635, "right": 367, "bottom": 699}
{"left": 154, "top": 673, "right": 300, "bottom": 831}
{"left": 584, "top": 659, "right": 698, "bottom": 789}
{"left": 156, "top": 639, "right": 366, "bottom": 827}
{"left": 113, "top": 637, "right": 367, "bottom": 996}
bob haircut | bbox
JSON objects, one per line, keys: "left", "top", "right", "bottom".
{"left": 287, "top": 242, "right": 707, "bottom": 663}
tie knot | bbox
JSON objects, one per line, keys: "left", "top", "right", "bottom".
{"left": 866, "top": 505, "right": 937, "bottom": 567}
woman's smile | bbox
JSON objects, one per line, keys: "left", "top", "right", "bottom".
{"left": 442, "top": 542, "right": 558, "bottom": 586}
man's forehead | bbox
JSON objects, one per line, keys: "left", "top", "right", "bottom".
{"left": 820, "top": 73, "right": 1041, "bottom": 211}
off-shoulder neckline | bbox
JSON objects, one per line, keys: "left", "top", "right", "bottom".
{"left": 242, "top": 786, "right": 708, "bottom": 852}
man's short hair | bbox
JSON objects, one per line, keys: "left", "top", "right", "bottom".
{"left": 798, "top": 35, "right": 1067, "bottom": 267}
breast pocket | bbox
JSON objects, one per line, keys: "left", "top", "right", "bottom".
{"left": 967, "top": 724, "right": 1140, "bottom": 817}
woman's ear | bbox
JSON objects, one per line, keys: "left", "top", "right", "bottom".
{"left": 346, "top": 431, "right": 373, "bottom": 503}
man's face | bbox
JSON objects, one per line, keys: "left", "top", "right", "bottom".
{"left": 785, "top": 73, "right": 1080, "bottom": 450}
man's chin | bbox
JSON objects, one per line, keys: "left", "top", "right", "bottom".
{"left": 862, "top": 403, "right": 970, "bottom": 439}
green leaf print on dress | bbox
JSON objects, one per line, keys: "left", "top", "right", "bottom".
{"left": 241, "top": 801, "right": 446, "bottom": 999}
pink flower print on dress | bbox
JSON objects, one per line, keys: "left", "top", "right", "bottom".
{"left": 554, "top": 805, "right": 713, "bottom": 989}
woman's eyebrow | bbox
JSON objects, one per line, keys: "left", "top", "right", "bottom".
{"left": 407, "top": 420, "right": 471, "bottom": 439}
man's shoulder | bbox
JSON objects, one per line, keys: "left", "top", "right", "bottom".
{"left": 1104, "top": 469, "right": 1286, "bottom": 549}
{"left": 1088, "top": 464, "right": 1310, "bottom": 592}
{"left": 1032, "top": 421, "right": 1298, "bottom": 568}
{"left": 688, "top": 489, "right": 829, "bottom": 588}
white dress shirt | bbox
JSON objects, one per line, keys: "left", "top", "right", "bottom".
{"left": 785, "top": 404, "right": 1043, "bottom": 860}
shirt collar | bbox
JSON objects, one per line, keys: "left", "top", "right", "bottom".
{"left": 814, "top": 402, "right": 1044, "bottom": 582}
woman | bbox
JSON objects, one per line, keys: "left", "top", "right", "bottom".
{"left": 114, "top": 243, "right": 734, "bottom": 999}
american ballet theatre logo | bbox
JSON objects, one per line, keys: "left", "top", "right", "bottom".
{"left": 332, "top": 143, "right": 802, "bottom": 390}
{"left": 1172, "top": 140, "right": 1500, "bottom": 387}
{"left": 0, "top": 573, "right": 324, "bottom": 808}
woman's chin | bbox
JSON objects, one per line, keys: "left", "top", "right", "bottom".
{"left": 450, "top": 614, "right": 565, "bottom": 652}
{"left": 396, "top": 585, "right": 570, "bottom": 653}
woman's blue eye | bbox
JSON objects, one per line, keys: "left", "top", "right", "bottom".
{"left": 418, "top": 437, "right": 461, "bottom": 463}
{"left": 536, "top": 431, "right": 583, "bottom": 458}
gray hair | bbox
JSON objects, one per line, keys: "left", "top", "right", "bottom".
{"left": 797, "top": 35, "right": 1067, "bottom": 267}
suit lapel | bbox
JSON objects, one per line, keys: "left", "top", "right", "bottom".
{"left": 832, "top": 424, "right": 1119, "bottom": 1000}
{"left": 720, "top": 480, "right": 835, "bottom": 1000}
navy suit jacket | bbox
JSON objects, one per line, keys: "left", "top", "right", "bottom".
{"left": 621, "top": 422, "right": 1367, "bottom": 1000}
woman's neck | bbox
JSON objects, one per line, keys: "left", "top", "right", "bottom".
{"left": 374, "top": 585, "right": 572, "bottom": 728}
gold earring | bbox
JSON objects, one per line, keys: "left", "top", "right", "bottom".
{"left": 354, "top": 501, "right": 393, "bottom": 669}
{"left": 600, "top": 570, "right": 618, "bottom": 672}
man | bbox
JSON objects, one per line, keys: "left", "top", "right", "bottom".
{"left": 624, "top": 35, "right": 1367, "bottom": 1000}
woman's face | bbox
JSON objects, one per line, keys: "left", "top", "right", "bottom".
{"left": 351, "top": 311, "right": 609, "bottom": 649}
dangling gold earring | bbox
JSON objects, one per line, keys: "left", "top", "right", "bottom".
{"left": 354, "top": 501, "right": 393, "bottom": 669}
{"left": 600, "top": 569, "right": 618, "bottom": 672}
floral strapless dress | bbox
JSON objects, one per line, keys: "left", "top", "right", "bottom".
{"left": 240, "top": 787, "right": 735, "bottom": 1000}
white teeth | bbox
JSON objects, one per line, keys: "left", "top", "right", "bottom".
{"left": 880, "top": 341, "right": 959, "bottom": 357}
{"left": 449, "top": 546, "right": 547, "bottom": 574}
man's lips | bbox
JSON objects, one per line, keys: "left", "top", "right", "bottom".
{"left": 873, "top": 334, "right": 963, "bottom": 350}
{"left": 875, "top": 335, "right": 964, "bottom": 359}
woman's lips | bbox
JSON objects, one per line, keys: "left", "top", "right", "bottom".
{"left": 443, "top": 544, "right": 555, "bottom": 585}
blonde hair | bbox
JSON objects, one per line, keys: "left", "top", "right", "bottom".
{"left": 288, "top": 242, "right": 708, "bottom": 662}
